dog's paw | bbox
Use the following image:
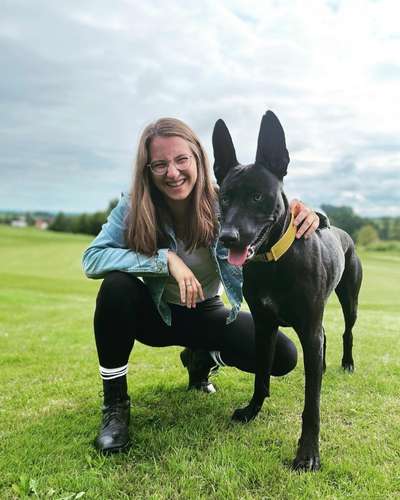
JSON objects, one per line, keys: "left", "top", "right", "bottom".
{"left": 231, "top": 402, "right": 260, "bottom": 423}
{"left": 341, "top": 359, "right": 355, "bottom": 372}
{"left": 292, "top": 454, "right": 321, "bottom": 472}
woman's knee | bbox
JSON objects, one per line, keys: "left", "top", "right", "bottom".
{"left": 96, "top": 271, "right": 145, "bottom": 308}
{"left": 272, "top": 332, "right": 298, "bottom": 376}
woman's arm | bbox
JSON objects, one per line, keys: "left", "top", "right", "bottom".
{"left": 82, "top": 194, "right": 169, "bottom": 279}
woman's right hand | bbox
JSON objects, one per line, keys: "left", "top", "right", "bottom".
{"left": 167, "top": 251, "right": 205, "bottom": 308}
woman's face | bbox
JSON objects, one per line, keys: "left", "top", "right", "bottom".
{"left": 149, "top": 136, "right": 198, "bottom": 204}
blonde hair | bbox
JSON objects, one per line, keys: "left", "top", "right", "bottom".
{"left": 127, "top": 117, "right": 218, "bottom": 255}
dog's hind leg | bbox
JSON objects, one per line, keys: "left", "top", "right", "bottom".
{"left": 322, "top": 326, "right": 327, "bottom": 373}
{"left": 335, "top": 248, "right": 363, "bottom": 372}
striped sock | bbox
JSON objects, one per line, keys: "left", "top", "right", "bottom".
{"left": 209, "top": 350, "right": 226, "bottom": 367}
{"left": 99, "top": 363, "right": 129, "bottom": 380}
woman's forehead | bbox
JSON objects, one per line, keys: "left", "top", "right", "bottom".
{"left": 150, "top": 135, "right": 191, "bottom": 158}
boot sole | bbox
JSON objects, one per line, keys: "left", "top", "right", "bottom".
{"left": 95, "top": 440, "right": 131, "bottom": 454}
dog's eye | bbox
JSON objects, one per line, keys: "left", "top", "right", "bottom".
{"left": 253, "top": 193, "right": 263, "bottom": 202}
{"left": 220, "top": 196, "right": 229, "bottom": 206}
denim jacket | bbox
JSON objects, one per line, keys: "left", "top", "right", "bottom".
{"left": 82, "top": 193, "right": 243, "bottom": 326}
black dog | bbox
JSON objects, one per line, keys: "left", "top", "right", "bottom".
{"left": 212, "top": 110, "right": 362, "bottom": 471}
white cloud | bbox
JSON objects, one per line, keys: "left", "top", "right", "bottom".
{"left": 0, "top": 0, "right": 399, "bottom": 215}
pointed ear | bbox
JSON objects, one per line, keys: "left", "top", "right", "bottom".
{"left": 255, "top": 110, "right": 290, "bottom": 179}
{"left": 212, "top": 119, "right": 239, "bottom": 184}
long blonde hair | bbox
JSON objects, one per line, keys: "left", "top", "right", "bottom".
{"left": 127, "top": 117, "right": 218, "bottom": 255}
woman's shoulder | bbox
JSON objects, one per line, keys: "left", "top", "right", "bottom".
{"left": 114, "top": 191, "right": 131, "bottom": 212}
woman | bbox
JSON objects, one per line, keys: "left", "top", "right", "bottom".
{"left": 82, "top": 117, "right": 322, "bottom": 453}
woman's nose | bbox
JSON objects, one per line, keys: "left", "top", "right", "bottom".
{"left": 165, "top": 162, "right": 180, "bottom": 178}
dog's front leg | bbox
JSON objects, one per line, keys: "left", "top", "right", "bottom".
{"left": 293, "top": 325, "right": 324, "bottom": 471}
{"left": 232, "top": 304, "right": 278, "bottom": 423}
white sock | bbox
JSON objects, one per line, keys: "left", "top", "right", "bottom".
{"left": 209, "top": 350, "right": 226, "bottom": 367}
{"left": 99, "top": 363, "right": 129, "bottom": 380}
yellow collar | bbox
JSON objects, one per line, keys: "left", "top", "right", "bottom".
{"left": 253, "top": 212, "right": 296, "bottom": 263}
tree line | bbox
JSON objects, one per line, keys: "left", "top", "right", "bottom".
{"left": 49, "top": 202, "right": 400, "bottom": 245}
{"left": 2, "top": 200, "right": 399, "bottom": 245}
{"left": 48, "top": 199, "right": 119, "bottom": 236}
{"left": 320, "top": 205, "right": 400, "bottom": 245}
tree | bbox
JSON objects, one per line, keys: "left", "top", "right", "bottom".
{"left": 49, "top": 212, "right": 71, "bottom": 232}
{"left": 356, "top": 224, "right": 379, "bottom": 246}
{"left": 388, "top": 218, "right": 400, "bottom": 240}
{"left": 25, "top": 213, "right": 35, "bottom": 226}
{"left": 320, "top": 205, "right": 364, "bottom": 241}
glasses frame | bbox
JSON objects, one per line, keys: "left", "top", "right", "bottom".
{"left": 147, "top": 155, "right": 193, "bottom": 176}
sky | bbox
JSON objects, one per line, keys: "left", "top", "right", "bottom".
{"left": 1, "top": 0, "right": 399, "bottom": 216}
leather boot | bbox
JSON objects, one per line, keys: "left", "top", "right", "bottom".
{"left": 94, "top": 376, "right": 131, "bottom": 453}
{"left": 180, "top": 348, "right": 218, "bottom": 394}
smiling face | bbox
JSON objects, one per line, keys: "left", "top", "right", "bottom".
{"left": 149, "top": 136, "right": 198, "bottom": 207}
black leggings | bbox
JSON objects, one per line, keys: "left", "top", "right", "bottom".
{"left": 94, "top": 271, "right": 297, "bottom": 376}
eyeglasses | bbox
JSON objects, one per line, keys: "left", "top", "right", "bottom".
{"left": 147, "top": 155, "right": 193, "bottom": 175}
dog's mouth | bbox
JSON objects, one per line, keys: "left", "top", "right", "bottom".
{"left": 227, "top": 221, "right": 274, "bottom": 266}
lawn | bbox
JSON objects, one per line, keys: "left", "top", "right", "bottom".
{"left": 0, "top": 225, "right": 399, "bottom": 499}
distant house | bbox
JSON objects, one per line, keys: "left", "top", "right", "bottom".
{"left": 35, "top": 219, "right": 49, "bottom": 230}
{"left": 11, "top": 218, "right": 27, "bottom": 228}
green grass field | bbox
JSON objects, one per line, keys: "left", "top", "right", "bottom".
{"left": 0, "top": 225, "right": 399, "bottom": 499}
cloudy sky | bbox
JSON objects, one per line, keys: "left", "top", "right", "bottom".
{"left": 1, "top": 0, "right": 399, "bottom": 216}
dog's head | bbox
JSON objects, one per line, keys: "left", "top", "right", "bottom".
{"left": 212, "top": 110, "right": 290, "bottom": 266}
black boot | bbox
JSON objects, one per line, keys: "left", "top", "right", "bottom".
{"left": 180, "top": 348, "right": 218, "bottom": 394}
{"left": 94, "top": 376, "right": 131, "bottom": 453}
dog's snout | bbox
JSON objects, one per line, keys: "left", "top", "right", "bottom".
{"left": 220, "top": 227, "right": 240, "bottom": 246}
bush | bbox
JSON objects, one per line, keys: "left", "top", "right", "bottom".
{"left": 365, "top": 240, "right": 400, "bottom": 252}
{"left": 356, "top": 224, "right": 379, "bottom": 246}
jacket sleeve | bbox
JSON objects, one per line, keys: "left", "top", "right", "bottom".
{"left": 315, "top": 208, "right": 331, "bottom": 229}
{"left": 82, "top": 193, "right": 169, "bottom": 279}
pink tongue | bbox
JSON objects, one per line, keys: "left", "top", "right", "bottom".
{"left": 228, "top": 246, "right": 249, "bottom": 266}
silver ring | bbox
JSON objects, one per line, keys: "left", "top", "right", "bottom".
{"left": 186, "top": 283, "right": 192, "bottom": 287}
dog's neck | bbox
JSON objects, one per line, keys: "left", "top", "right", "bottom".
{"left": 257, "top": 192, "right": 292, "bottom": 255}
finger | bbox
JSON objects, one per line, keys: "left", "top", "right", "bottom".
{"left": 296, "top": 214, "right": 316, "bottom": 239}
{"left": 195, "top": 279, "right": 205, "bottom": 301}
{"left": 186, "top": 280, "right": 196, "bottom": 308}
{"left": 191, "top": 282, "right": 198, "bottom": 308}
{"left": 304, "top": 218, "right": 320, "bottom": 239}
{"left": 294, "top": 207, "right": 311, "bottom": 227}
{"left": 185, "top": 280, "right": 192, "bottom": 308}
{"left": 188, "top": 280, "right": 196, "bottom": 308}
{"left": 289, "top": 198, "right": 301, "bottom": 216}
{"left": 180, "top": 280, "right": 186, "bottom": 305}
{"left": 291, "top": 199, "right": 310, "bottom": 220}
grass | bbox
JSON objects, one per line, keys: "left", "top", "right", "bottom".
{"left": 0, "top": 224, "right": 399, "bottom": 499}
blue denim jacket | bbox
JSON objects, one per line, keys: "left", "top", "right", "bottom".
{"left": 82, "top": 193, "right": 243, "bottom": 326}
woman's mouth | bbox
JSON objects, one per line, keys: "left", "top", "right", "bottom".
{"left": 166, "top": 179, "right": 186, "bottom": 188}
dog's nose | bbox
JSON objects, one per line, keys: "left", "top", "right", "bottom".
{"left": 220, "top": 227, "right": 240, "bottom": 246}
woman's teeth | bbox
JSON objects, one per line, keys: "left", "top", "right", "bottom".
{"left": 166, "top": 179, "right": 185, "bottom": 187}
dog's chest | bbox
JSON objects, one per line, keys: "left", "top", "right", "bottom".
{"left": 243, "top": 263, "right": 293, "bottom": 326}
{"left": 259, "top": 293, "right": 291, "bottom": 326}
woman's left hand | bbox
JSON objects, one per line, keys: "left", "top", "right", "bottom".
{"left": 289, "top": 199, "right": 320, "bottom": 239}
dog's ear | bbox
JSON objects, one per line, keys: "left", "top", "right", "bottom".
{"left": 255, "top": 110, "right": 290, "bottom": 179}
{"left": 212, "top": 119, "right": 239, "bottom": 185}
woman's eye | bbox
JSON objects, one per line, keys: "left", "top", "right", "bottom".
{"left": 253, "top": 193, "right": 263, "bottom": 202}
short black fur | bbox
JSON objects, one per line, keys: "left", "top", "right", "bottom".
{"left": 212, "top": 110, "right": 363, "bottom": 471}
